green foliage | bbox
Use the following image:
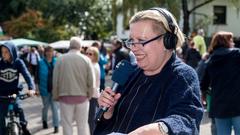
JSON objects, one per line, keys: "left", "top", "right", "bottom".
{"left": 1, "top": 0, "right": 113, "bottom": 41}
{"left": 0, "top": 0, "right": 28, "bottom": 22}
{"left": 2, "top": 9, "right": 74, "bottom": 42}
{"left": 26, "top": 0, "right": 113, "bottom": 39}
{"left": 3, "top": 9, "right": 45, "bottom": 38}
{"left": 31, "top": 25, "right": 73, "bottom": 43}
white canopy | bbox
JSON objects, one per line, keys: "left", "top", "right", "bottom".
{"left": 49, "top": 40, "right": 97, "bottom": 49}
{"left": 0, "top": 38, "right": 48, "bottom": 47}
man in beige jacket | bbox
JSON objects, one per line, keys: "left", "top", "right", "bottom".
{"left": 53, "top": 37, "right": 95, "bottom": 135}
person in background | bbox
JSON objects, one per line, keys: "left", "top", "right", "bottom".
{"left": 180, "top": 37, "right": 190, "bottom": 62}
{"left": 92, "top": 42, "right": 108, "bottom": 91}
{"left": 27, "top": 47, "right": 40, "bottom": 78}
{"left": 53, "top": 37, "right": 95, "bottom": 135}
{"left": 37, "top": 45, "right": 45, "bottom": 58}
{"left": 123, "top": 43, "right": 137, "bottom": 65}
{"left": 185, "top": 38, "right": 201, "bottom": 69}
{"left": 36, "top": 46, "right": 60, "bottom": 133}
{"left": 200, "top": 31, "right": 240, "bottom": 135}
{"left": 19, "top": 47, "right": 30, "bottom": 66}
{"left": 94, "top": 7, "right": 203, "bottom": 135}
{"left": 86, "top": 47, "right": 101, "bottom": 135}
{"left": 193, "top": 29, "right": 207, "bottom": 56}
{"left": 0, "top": 42, "right": 35, "bottom": 135}
{"left": 196, "top": 52, "right": 217, "bottom": 135}
{"left": 111, "top": 38, "right": 130, "bottom": 70}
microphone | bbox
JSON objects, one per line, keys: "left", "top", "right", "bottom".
{"left": 95, "top": 60, "right": 136, "bottom": 122}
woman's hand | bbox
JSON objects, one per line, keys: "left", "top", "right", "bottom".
{"left": 98, "top": 87, "right": 121, "bottom": 119}
{"left": 128, "top": 123, "right": 163, "bottom": 135}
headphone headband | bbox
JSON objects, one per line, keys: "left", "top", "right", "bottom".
{"left": 148, "top": 7, "right": 178, "bottom": 49}
{"left": 149, "top": 7, "right": 175, "bottom": 34}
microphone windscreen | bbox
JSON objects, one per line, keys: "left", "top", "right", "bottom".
{"left": 111, "top": 60, "right": 136, "bottom": 86}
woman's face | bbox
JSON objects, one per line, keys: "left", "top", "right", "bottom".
{"left": 1, "top": 46, "right": 11, "bottom": 62}
{"left": 129, "top": 20, "right": 171, "bottom": 75}
{"left": 45, "top": 50, "right": 54, "bottom": 59}
{"left": 86, "top": 49, "right": 94, "bottom": 62}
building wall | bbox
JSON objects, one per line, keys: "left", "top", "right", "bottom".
{"left": 116, "top": 13, "right": 129, "bottom": 39}
{"left": 190, "top": 0, "right": 240, "bottom": 37}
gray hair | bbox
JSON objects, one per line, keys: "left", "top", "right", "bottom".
{"left": 69, "top": 37, "right": 82, "bottom": 50}
{"left": 197, "top": 29, "right": 205, "bottom": 36}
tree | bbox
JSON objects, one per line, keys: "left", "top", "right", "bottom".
{"left": 2, "top": 9, "right": 73, "bottom": 42}
{"left": 3, "top": 9, "right": 45, "bottom": 38}
{"left": 0, "top": 0, "right": 28, "bottom": 23}
{"left": 111, "top": 0, "right": 182, "bottom": 35}
{"left": 26, "top": 0, "right": 113, "bottom": 39}
{"left": 182, "top": 0, "right": 215, "bottom": 35}
{"left": 113, "top": 0, "right": 216, "bottom": 36}
{"left": 1, "top": 0, "right": 114, "bottom": 41}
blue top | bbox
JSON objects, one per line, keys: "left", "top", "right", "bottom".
{"left": 37, "top": 57, "right": 57, "bottom": 96}
{"left": 94, "top": 54, "right": 203, "bottom": 135}
{"left": 98, "top": 53, "right": 108, "bottom": 79}
{"left": 201, "top": 47, "right": 240, "bottom": 118}
{"left": 0, "top": 41, "right": 35, "bottom": 96}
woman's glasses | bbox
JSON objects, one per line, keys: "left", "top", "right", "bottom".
{"left": 124, "top": 33, "right": 165, "bottom": 48}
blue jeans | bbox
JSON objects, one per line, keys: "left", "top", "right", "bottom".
{"left": 41, "top": 94, "right": 60, "bottom": 127}
{"left": 215, "top": 116, "right": 240, "bottom": 135}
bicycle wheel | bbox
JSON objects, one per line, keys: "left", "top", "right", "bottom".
{"left": 6, "top": 122, "right": 21, "bottom": 135}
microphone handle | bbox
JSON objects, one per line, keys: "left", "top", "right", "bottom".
{"left": 95, "top": 83, "right": 119, "bottom": 122}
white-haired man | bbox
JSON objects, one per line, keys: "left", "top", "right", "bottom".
{"left": 53, "top": 37, "right": 95, "bottom": 135}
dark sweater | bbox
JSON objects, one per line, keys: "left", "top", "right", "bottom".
{"left": 185, "top": 48, "right": 201, "bottom": 69}
{"left": 201, "top": 47, "right": 240, "bottom": 118}
{"left": 94, "top": 54, "right": 203, "bottom": 135}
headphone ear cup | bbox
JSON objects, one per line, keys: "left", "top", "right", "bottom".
{"left": 163, "top": 32, "right": 178, "bottom": 49}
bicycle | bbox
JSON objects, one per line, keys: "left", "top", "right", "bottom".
{"left": 0, "top": 93, "right": 30, "bottom": 135}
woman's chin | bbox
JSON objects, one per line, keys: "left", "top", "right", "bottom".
{"left": 137, "top": 62, "right": 147, "bottom": 69}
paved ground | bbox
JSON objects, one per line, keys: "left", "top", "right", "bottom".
{"left": 20, "top": 75, "right": 215, "bottom": 135}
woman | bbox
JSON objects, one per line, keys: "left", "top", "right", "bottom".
{"left": 86, "top": 47, "right": 101, "bottom": 135}
{"left": 36, "top": 46, "right": 60, "bottom": 133}
{"left": 94, "top": 8, "right": 203, "bottom": 135}
{"left": 201, "top": 31, "right": 240, "bottom": 135}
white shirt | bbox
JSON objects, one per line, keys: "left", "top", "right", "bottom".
{"left": 27, "top": 51, "right": 40, "bottom": 65}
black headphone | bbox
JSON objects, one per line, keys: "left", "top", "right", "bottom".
{"left": 149, "top": 7, "right": 178, "bottom": 49}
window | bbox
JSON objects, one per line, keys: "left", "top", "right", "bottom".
{"left": 213, "top": 6, "right": 226, "bottom": 24}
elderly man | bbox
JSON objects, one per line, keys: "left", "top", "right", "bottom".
{"left": 53, "top": 37, "right": 95, "bottom": 135}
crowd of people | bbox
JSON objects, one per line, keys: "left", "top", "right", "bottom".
{"left": 0, "top": 7, "right": 240, "bottom": 135}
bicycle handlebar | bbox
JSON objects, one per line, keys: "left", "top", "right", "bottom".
{"left": 0, "top": 93, "right": 30, "bottom": 100}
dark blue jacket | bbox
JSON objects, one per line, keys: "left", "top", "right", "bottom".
{"left": 201, "top": 47, "right": 240, "bottom": 118}
{"left": 0, "top": 42, "right": 35, "bottom": 96}
{"left": 95, "top": 54, "right": 203, "bottom": 135}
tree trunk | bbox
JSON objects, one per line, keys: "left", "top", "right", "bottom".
{"left": 111, "top": 0, "right": 117, "bottom": 33}
{"left": 182, "top": 0, "right": 190, "bottom": 36}
{"left": 182, "top": 0, "right": 216, "bottom": 36}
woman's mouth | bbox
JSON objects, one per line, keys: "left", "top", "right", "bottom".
{"left": 135, "top": 54, "right": 146, "bottom": 61}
